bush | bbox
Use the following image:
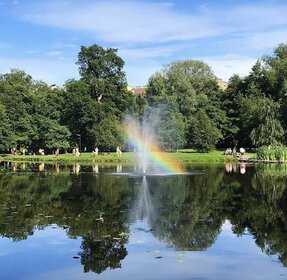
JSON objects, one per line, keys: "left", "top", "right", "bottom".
{"left": 256, "top": 146, "right": 287, "bottom": 161}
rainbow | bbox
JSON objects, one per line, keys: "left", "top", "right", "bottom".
{"left": 123, "top": 118, "right": 185, "bottom": 173}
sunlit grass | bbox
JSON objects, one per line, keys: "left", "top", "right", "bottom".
{"left": 0, "top": 149, "right": 256, "bottom": 164}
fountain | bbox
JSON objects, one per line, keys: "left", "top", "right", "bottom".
{"left": 102, "top": 110, "right": 202, "bottom": 230}
{"left": 110, "top": 113, "right": 199, "bottom": 232}
{"left": 130, "top": 176, "right": 156, "bottom": 230}
{"left": 123, "top": 115, "right": 186, "bottom": 175}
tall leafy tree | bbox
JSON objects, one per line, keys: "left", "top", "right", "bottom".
{"left": 76, "top": 44, "right": 136, "bottom": 117}
{"left": 165, "top": 60, "right": 220, "bottom": 118}
{"left": 0, "top": 69, "right": 36, "bottom": 148}
{"left": 146, "top": 60, "right": 226, "bottom": 151}
{"left": 221, "top": 74, "right": 244, "bottom": 146}
{"left": 60, "top": 79, "right": 99, "bottom": 149}
{"left": 0, "top": 104, "right": 13, "bottom": 152}
{"left": 239, "top": 97, "right": 284, "bottom": 147}
{"left": 151, "top": 101, "right": 186, "bottom": 151}
{"left": 188, "top": 109, "right": 222, "bottom": 152}
{"left": 250, "top": 108, "right": 284, "bottom": 147}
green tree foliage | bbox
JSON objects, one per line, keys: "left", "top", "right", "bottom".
{"left": 0, "top": 44, "right": 142, "bottom": 153}
{"left": 36, "top": 117, "right": 71, "bottom": 149}
{"left": 60, "top": 80, "right": 100, "bottom": 149}
{"left": 0, "top": 69, "right": 36, "bottom": 148}
{"left": 250, "top": 99, "right": 284, "bottom": 147}
{"left": 77, "top": 44, "right": 136, "bottom": 117}
{"left": 148, "top": 102, "right": 186, "bottom": 151}
{"left": 220, "top": 43, "right": 287, "bottom": 148}
{"left": 146, "top": 72, "right": 169, "bottom": 106}
{"left": 61, "top": 44, "right": 138, "bottom": 151}
{"left": 2, "top": 43, "right": 287, "bottom": 152}
{"left": 165, "top": 60, "right": 219, "bottom": 117}
{"left": 221, "top": 74, "right": 242, "bottom": 145}
{"left": 188, "top": 109, "right": 222, "bottom": 152}
{"left": 0, "top": 104, "right": 13, "bottom": 151}
{"left": 146, "top": 60, "right": 227, "bottom": 151}
{"left": 238, "top": 97, "right": 284, "bottom": 147}
{"left": 0, "top": 69, "right": 71, "bottom": 152}
{"left": 89, "top": 117, "right": 124, "bottom": 151}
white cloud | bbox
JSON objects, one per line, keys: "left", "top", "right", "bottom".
{"left": 20, "top": 1, "right": 287, "bottom": 45}
{"left": 21, "top": 1, "right": 224, "bottom": 44}
{"left": 238, "top": 30, "right": 287, "bottom": 51}
{"left": 125, "top": 54, "right": 257, "bottom": 86}
{"left": 225, "top": 4, "right": 287, "bottom": 30}
{"left": 9, "top": 1, "right": 287, "bottom": 85}
{"left": 118, "top": 45, "right": 184, "bottom": 60}
{"left": 0, "top": 53, "right": 255, "bottom": 87}
{"left": 203, "top": 55, "right": 257, "bottom": 81}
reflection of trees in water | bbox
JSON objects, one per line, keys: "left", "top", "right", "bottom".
{"left": 80, "top": 237, "right": 127, "bottom": 273}
{"left": 147, "top": 166, "right": 225, "bottom": 250}
{"left": 252, "top": 164, "right": 287, "bottom": 204}
{"left": 225, "top": 164, "right": 287, "bottom": 267}
{"left": 0, "top": 172, "right": 72, "bottom": 240}
{"left": 0, "top": 171, "right": 136, "bottom": 274}
{"left": 253, "top": 165, "right": 287, "bottom": 266}
{"left": 3, "top": 164, "right": 287, "bottom": 270}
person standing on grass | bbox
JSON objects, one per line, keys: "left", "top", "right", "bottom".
{"left": 232, "top": 146, "right": 237, "bottom": 157}
{"left": 239, "top": 147, "right": 245, "bottom": 156}
{"left": 116, "top": 146, "right": 120, "bottom": 156}
{"left": 55, "top": 148, "right": 59, "bottom": 157}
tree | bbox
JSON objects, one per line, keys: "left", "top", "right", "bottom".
{"left": 262, "top": 43, "right": 287, "bottom": 101}
{"left": 89, "top": 117, "right": 124, "bottom": 151}
{"left": 188, "top": 109, "right": 222, "bottom": 152}
{"left": 61, "top": 80, "right": 100, "bottom": 149}
{"left": 33, "top": 117, "right": 71, "bottom": 150}
{"left": 239, "top": 97, "right": 284, "bottom": 147}
{"left": 0, "top": 104, "right": 13, "bottom": 152}
{"left": 146, "top": 72, "right": 169, "bottom": 106}
{"left": 250, "top": 100, "right": 284, "bottom": 147}
{"left": 0, "top": 69, "right": 36, "bottom": 148}
{"left": 221, "top": 74, "right": 244, "bottom": 146}
{"left": 146, "top": 60, "right": 225, "bottom": 150}
{"left": 152, "top": 102, "right": 186, "bottom": 151}
{"left": 76, "top": 44, "right": 135, "bottom": 117}
{"left": 165, "top": 60, "right": 219, "bottom": 118}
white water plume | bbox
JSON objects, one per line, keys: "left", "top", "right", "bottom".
{"left": 124, "top": 108, "right": 162, "bottom": 173}
{"left": 130, "top": 176, "right": 156, "bottom": 229}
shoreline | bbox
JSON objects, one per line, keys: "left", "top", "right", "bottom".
{"left": 0, "top": 151, "right": 254, "bottom": 165}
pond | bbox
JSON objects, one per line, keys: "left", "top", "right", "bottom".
{"left": 0, "top": 161, "right": 287, "bottom": 279}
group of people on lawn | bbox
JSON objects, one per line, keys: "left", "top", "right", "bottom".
{"left": 224, "top": 146, "right": 245, "bottom": 157}
{"left": 10, "top": 146, "right": 123, "bottom": 157}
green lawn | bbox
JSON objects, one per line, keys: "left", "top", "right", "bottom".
{"left": 0, "top": 150, "right": 255, "bottom": 165}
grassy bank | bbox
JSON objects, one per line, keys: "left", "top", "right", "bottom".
{"left": 0, "top": 150, "right": 255, "bottom": 165}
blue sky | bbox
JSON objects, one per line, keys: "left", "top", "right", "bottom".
{"left": 0, "top": 0, "right": 287, "bottom": 86}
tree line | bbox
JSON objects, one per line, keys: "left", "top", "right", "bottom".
{"left": 0, "top": 43, "right": 287, "bottom": 153}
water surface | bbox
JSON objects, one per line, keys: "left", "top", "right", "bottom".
{"left": 0, "top": 162, "right": 286, "bottom": 279}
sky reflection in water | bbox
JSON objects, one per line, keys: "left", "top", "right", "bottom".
{"left": 0, "top": 162, "right": 286, "bottom": 280}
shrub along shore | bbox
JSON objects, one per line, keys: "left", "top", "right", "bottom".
{"left": 0, "top": 150, "right": 255, "bottom": 165}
